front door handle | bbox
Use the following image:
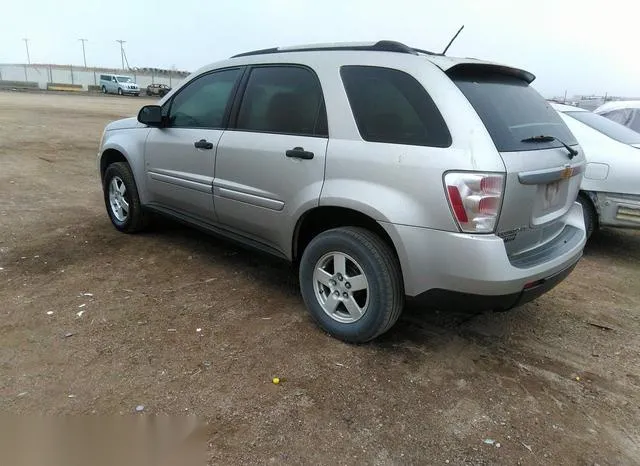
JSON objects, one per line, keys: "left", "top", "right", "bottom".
{"left": 194, "top": 139, "right": 214, "bottom": 150}
{"left": 285, "top": 147, "right": 314, "bottom": 160}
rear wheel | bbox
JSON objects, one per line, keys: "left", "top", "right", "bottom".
{"left": 102, "top": 86, "right": 107, "bottom": 94}
{"left": 103, "top": 162, "right": 147, "bottom": 233}
{"left": 578, "top": 193, "right": 598, "bottom": 239}
{"left": 299, "top": 227, "right": 404, "bottom": 343}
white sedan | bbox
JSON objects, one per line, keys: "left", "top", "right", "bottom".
{"left": 551, "top": 102, "right": 640, "bottom": 238}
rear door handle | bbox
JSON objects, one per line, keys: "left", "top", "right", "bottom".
{"left": 194, "top": 139, "right": 214, "bottom": 150}
{"left": 285, "top": 147, "right": 314, "bottom": 160}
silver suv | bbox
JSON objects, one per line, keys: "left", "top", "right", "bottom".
{"left": 100, "top": 74, "right": 140, "bottom": 96}
{"left": 98, "top": 41, "right": 586, "bottom": 342}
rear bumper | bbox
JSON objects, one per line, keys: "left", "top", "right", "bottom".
{"left": 596, "top": 192, "right": 640, "bottom": 228}
{"left": 408, "top": 259, "right": 578, "bottom": 311}
{"left": 380, "top": 201, "right": 586, "bottom": 302}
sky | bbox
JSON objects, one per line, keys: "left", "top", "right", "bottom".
{"left": 1, "top": 0, "right": 638, "bottom": 97}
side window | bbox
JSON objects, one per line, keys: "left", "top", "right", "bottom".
{"left": 168, "top": 68, "right": 241, "bottom": 129}
{"left": 340, "top": 66, "right": 451, "bottom": 147}
{"left": 236, "top": 66, "right": 327, "bottom": 137}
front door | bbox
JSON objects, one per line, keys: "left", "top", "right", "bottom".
{"left": 214, "top": 65, "right": 329, "bottom": 254}
{"left": 144, "top": 68, "right": 243, "bottom": 222}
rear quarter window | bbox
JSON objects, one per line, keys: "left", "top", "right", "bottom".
{"left": 453, "top": 74, "right": 577, "bottom": 152}
{"left": 340, "top": 66, "right": 451, "bottom": 148}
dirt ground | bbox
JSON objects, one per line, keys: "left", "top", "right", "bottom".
{"left": 0, "top": 91, "right": 639, "bottom": 465}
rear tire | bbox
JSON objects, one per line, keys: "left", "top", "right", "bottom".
{"left": 299, "top": 227, "right": 404, "bottom": 343}
{"left": 102, "top": 86, "right": 107, "bottom": 94}
{"left": 578, "top": 193, "right": 597, "bottom": 239}
{"left": 103, "top": 162, "right": 148, "bottom": 233}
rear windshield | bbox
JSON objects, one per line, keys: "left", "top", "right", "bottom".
{"left": 453, "top": 75, "right": 577, "bottom": 152}
{"left": 566, "top": 111, "right": 640, "bottom": 145}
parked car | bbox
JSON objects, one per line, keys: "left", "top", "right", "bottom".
{"left": 97, "top": 41, "right": 586, "bottom": 342}
{"left": 594, "top": 101, "right": 640, "bottom": 134}
{"left": 146, "top": 83, "right": 171, "bottom": 97}
{"left": 99, "top": 74, "right": 140, "bottom": 96}
{"left": 552, "top": 102, "right": 640, "bottom": 237}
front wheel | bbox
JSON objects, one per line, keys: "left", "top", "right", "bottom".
{"left": 299, "top": 227, "right": 404, "bottom": 343}
{"left": 578, "top": 193, "right": 598, "bottom": 239}
{"left": 103, "top": 162, "right": 148, "bottom": 233}
{"left": 117, "top": 88, "right": 123, "bottom": 95}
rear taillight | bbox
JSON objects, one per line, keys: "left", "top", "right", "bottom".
{"left": 444, "top": 172, "right": 505, "bottom": 233}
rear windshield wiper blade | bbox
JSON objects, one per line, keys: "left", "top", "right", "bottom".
{"left": 521, "top": 135, "right": 578, "bottom": 159}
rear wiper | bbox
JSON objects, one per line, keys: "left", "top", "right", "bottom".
{"left": 521, "top": 135, "right": 579, "bottom": 159}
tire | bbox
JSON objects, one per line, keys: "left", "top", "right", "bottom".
{"left": 134, "top": 93, "right": 139, "bottom": 97}
{"left": 102, "top": 86, "right": 107, "bottom": 94}
{"left": 578, "top": 193, "right": 598, "bottom": 239}
{"left": 103, "top": 162, "right": 148, "bottom": 233}
{"left": 299, "top": 227, "right": 404, "bottom": 343}
{"left": 117, "top": 88, "right": 123, "bottom": 96}
{"left": 146, "top": 90, "right": 152, "bottom": 96}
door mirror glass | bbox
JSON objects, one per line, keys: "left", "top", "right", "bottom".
{"left": 138, "top": 105, "right": 163, "bottom": 127}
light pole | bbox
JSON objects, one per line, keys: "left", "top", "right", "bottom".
{"left": 79, "top": 39, "right": 88, "bottom": 68}
{"left": 116, "top": 40, "right": 126, "bottom": 70}
{"left": 22, "top": 38, "right": 31, "bottom": 64}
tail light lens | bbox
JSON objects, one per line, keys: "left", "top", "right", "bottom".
{"left": 444, "top": 172, "right": 505, "bottom": 233}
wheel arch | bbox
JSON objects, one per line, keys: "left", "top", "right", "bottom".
{"left": 292, "top": 206, "right": 400, "bottom": 264}
{"left": 99, "top": 148, "right": 130, "bottom": 181}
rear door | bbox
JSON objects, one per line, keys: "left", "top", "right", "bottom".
{"left": 453, "top": 73, "right": 585, "bottom": 256}
{"left": 214, "top": 65, "right": 328, "bottom": 254}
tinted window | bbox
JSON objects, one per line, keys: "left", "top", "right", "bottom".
{"left": 340, "top": 66, "right": 451, "bottom": 147}
{"left": 100, "top": 75, "right": 109, "bottom": 81}
{"left": 454, "top": 75, "right": 577, "bottom": 152}
{"left": 566, "top": 111, "right": 640, "bottom": 144}
{"left": 236, "top": 66, "right": 327, "bottom": 136}
{"left": 168, "top": 68, "right": 241, "bottom": 129}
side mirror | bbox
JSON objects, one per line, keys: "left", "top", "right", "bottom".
{"left": 138, "top": 105, "right": 164, "bottom": 127}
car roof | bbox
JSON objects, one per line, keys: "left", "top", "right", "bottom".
{"left": 549, "top": 102, "right": 589, "bottom": 113}
{"left": 594, "top": 100, "right": 640, "bottom": 113}
{"left": 207, "top": 40, "right": 536, "bottom": 83}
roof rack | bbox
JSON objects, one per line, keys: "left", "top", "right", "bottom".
{"left": 231, "top": 40, "right": 438, "bottom": 58}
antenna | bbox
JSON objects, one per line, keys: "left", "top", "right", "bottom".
{"left": 442, "top": 25, "right": 464, "bottom": 55}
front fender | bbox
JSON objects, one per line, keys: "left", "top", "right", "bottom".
{"left": 99, "top": 128, "right": 151, "bottom": 204}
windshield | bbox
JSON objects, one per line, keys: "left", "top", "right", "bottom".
{"left": 566, "top": 111, "right": 640, "bottom": 145}
{"left": 454, "top": 75, "right": 577, "bottom": 152}
{"left": 117, "top": 76, "right": 133, "bottom": 83}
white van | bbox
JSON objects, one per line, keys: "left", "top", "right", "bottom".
{"left": 99, "top": 74, "right": 140, "bottom": 96}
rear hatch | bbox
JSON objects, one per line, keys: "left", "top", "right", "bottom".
{"left": 450, "top": 66, "right": 585, "bottom": 258}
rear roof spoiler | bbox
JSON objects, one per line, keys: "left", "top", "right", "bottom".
{"left": 445, "top": 62, "right": 536, "bottom": 84}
